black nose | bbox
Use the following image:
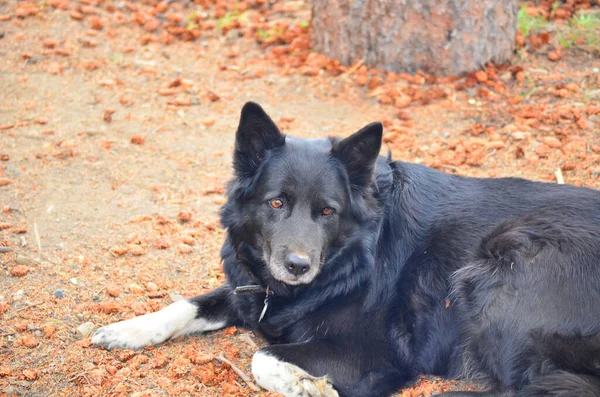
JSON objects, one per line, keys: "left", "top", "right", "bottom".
{"left": 285, "top": 254, "right": 311, "bottom": 276}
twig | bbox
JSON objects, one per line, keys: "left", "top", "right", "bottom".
{"left": 342, "top": 60, "right": 364, "bottom": 77}
{"left": 150, "top": 123, "right": 166, "bottom": 135}
{"left": 0, "top": 332, "right": 16, "bottom": 337}
{"left": 14, "top": 302, "right": 43, "bottom": 312}
{"left": 216, "top": 354, "right": 260, "bottom": 392}
{"left": 68, "top": 371, "right": 89, "bottom": 382}
{"left": 33, "top": 222, "right": 42, "bottom": 260}
{"left": 101, "top": 379, "right": 122, "bottom": 396}
{"left": 133, "top": 59, "right": 157, "bottom": 67}
{"left": 555, "top": 168, "right": 565, "bottom": 184}
{"left": 5, "top": 207, "right": 25, "bottom": 215}
{"left": 366, "top": 86, "right": 387, "bottom": 98}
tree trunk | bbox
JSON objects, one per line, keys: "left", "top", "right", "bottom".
{"left": 311, "top": 0, "right": 518, "bottom": 76}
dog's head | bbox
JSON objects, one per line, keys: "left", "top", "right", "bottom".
{"left": 222, "top": 102, "right": 382, "bottom": 287}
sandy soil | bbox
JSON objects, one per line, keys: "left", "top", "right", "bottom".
{"left": 1, "top": 0, "right": 599, "bottom": 396}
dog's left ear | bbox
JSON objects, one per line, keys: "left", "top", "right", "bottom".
{"left": 234, "top": 102, "right": 285, "bottom": 177}
{"left": 332, "top": 122, "right": 383, "bottom": 187}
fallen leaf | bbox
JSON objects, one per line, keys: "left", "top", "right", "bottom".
{"left": 16, "top": 334, "right": 38, "bottom": 348}
{"left": 10, "top": 265, "right": 30, "bottom": 277}
{"left": 130, "top": 135, "right": 146, "bottom": 145}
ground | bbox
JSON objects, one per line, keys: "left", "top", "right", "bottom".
{"left": 0, "top": 0, "right": 599, "bottom": 396}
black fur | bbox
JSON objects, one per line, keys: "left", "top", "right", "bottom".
{"left": 190, "top": 102, "right": 600, "bottom": 397}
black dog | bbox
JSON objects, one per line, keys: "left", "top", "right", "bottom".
{"left": 93, "top": 102, "right": 600, "bottom": 397}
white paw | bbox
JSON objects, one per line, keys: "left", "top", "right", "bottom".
{"left": 92, "top": 299, "right": 225, "bottom": 350}
{"left": 92, "top": 314, "right": 171, "bottom": 350}
{"left": 252, "top": 350, "right": 339, "bottom": 397}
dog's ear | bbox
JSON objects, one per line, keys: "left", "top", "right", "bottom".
{"left": 234, "top": 102, "right": 285, "bottom": 176}
{"left": 332, "top": 122, "right": 382, "bottom": 187}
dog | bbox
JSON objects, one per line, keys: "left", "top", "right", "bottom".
{"left": 93, "top": 102, "right": 600, "bottom": 397}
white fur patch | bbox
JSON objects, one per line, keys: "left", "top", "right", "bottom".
{"left": 252, "top": 350, "right": 339, "bottom": 397}
{"left": 92, "top": 300, "right": 226, "bottom": 350}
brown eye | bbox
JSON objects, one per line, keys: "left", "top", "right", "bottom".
{"left": 269, "top": 199, "right": 283, "bottom": 209}
{"left": 321, "top": 207, "right": 334, "bottom": 216}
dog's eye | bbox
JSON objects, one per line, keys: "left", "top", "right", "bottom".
{"left": 321, "top": 207, "right": 334, "bottom": 216}
{"left": 269, "top": 199, "right": 283, "bottom": 209}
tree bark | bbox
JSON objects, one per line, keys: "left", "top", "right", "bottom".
{"left": 311, "top": 0, "right": 518, "bottom": 76}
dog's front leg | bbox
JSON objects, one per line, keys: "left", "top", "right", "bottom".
{"left": 252, "top": 344, "right": 340, "bottom": 397}
{"left": 252, "top": 340, "right": 408, "bottom": 397}
{"left": 92, "top": 284, "right": 239, "bottom": 350}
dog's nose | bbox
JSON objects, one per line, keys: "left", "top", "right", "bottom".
{"left": 285, "top": 253, "right": 310, "bottom": 276}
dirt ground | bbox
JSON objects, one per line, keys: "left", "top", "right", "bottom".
{"left": 1, "top": 1, "right": 599, "bottom": 396}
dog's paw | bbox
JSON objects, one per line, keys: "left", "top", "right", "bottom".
{"left": 296, "top": 375, "right": 339, "bottom": 397}
{"left": 92, "top": 299, "right": 200, "bottom": 350}
{"left": 91, "top": 318, "right": 166, "bottom": 350}
{"left": 252, "top": 350, "right": 339, "bottom": 397}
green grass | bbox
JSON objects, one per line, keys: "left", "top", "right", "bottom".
{"left": 108, "top": 53, "right": 124, "bottom": 64}
{"left": 184, "top": 11, "right": 202, "bottom": 30}
{"left": 185, "top": 22, "right": 200, "bottom": 30}
{"left": 256, "top": 29, "right": 270, "bottom": 40}
{"left": 255, "top": 26, "right": 285, "bottom": 41}
{"left": 556, "top": 10, "right": 600, "bottom": 50}
{"left": 557, "top": 34, "right": 572, "bottom": 49}
{"left": 572, "top": 10, "right": 600, "bottom": 30}
{"left": 185, "top": 12, "right": 199, "bottom": 23}
{"left": 216, "top": 12, "right": 237, "bottom": 30}
{"left": 551, "top": 0, "right": 560, "bottom": 15}
{"left": 517, "top": 4, "right": 600, "bottom": 52}
{"left": 523, "top": 75, "right": 539, "bottom": 98}
{"left": 216, "top": 10, "right": 250, "bottom": 31}
{"left": 517, "top": 7, "right": 549, "bottom": 37}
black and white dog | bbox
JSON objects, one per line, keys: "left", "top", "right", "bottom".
{"left": 93, "top": 103, "right": 600, "bottom": 397}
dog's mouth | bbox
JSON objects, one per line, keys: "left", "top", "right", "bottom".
{"left": 269, "top": 265, "right": 319, "bottom": 285}
{"left": 275, "top": 273, "right": 316, "bottom": 285}
{"left": 261, "top": 245, "right": 324, "bottom": 286}
{"left": 264, "top": 255, "right": 322, "bottom": 286}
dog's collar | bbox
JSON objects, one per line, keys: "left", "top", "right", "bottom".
{"left": 233, "top": 284, "right": 274, "bottom": 322}
{"left": 233, "top": 284, "right": 266, "bottom": 295}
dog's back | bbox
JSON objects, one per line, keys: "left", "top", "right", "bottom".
{"left": 376, "top": 160, "right": 600, "bottom": 396}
